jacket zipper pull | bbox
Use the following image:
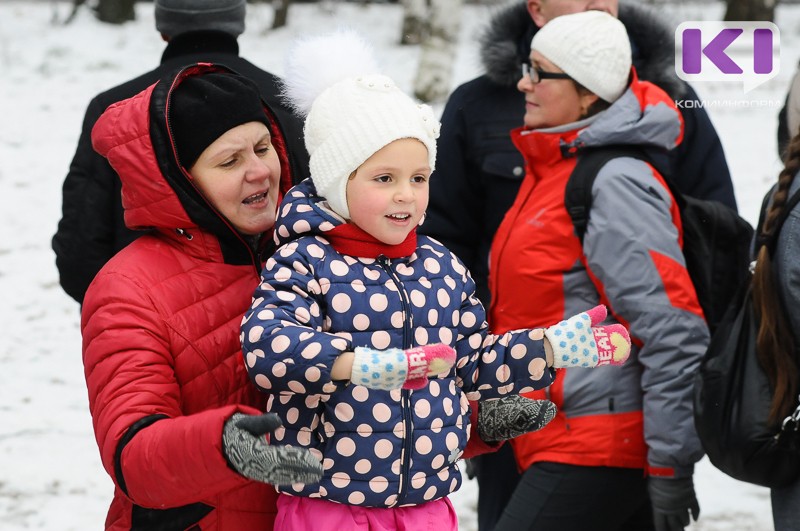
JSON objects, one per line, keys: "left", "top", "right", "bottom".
{"left": 175, "top": 228, "right": 193, "bottom": 240}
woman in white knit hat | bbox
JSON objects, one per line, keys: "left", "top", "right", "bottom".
{"left": 488, "top": 10, "right": 706, "bottom": 531}
{"left": 240, "top": 30, "right": 633, "bottom": 530}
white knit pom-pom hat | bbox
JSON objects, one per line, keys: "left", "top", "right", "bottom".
{"left": 531, "top": 10, "right": 632, "bottom": 103}
{"left": 282, "top": 29, "right": 440, "bottom": 220}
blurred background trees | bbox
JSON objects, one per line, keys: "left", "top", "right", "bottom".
{"left": 57, "top": 0, "right": 786, "bottom": 103}
{"left": 724, "top": 0, "right": 777, "bottom": 21}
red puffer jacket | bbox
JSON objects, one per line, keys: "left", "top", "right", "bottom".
{"left": 82, "top": 64, "right": 296, "bottom": 530}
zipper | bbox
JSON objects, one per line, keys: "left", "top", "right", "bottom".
{"left": 377, "top": 254, "right": 414, "bottom": 505}
{"left": 175, "top": 228, "right": 193, "bottom": 240}
{"left": 489, "top": 180, "right": 537, "bottom": 318}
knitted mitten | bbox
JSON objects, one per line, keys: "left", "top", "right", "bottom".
{"left": 545, "top": 305, "right": 631, "bottom": 368}
{"left": 222, "top": 413, "right": 323, "bottom": 486}
{"left": 477, "top": 395, "right": 558, "bottom": 442}
{"left": 352, "top": 344, "right": 457, "bottom": 390}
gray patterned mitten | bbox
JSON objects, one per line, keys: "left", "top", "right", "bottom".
{"left": 477, "top": 395, "right": 557, "bottom": 442}
{"left": 222, "top": 413, "right": 323, "bottom": 486}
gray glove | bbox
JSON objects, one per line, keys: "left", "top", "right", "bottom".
{"left": 477, "top": 395, "right": 557, "bottom": 443}
{"left": 647, "top": 476, "right": 700, "bottom": 531}
{"left": 222, "top": 413, "right": 323, "bottom": 486}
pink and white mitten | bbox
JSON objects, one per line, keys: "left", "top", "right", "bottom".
{"left": 352, "top": 344, "right": 457, "bottom": 390}
{"left": 544, "top": 305, "right": 631, "bottom": 368}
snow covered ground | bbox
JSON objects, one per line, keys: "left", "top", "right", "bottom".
{"left": 1, "top": 1, "right": 798, "bottom": 529}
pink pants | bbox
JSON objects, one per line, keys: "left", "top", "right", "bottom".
{"left": 275, "top": 494, "right": 458, "bottom": 531}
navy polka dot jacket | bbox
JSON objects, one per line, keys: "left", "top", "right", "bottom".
{"left": 241, "top": 179, "right": 556, "bottom": 508}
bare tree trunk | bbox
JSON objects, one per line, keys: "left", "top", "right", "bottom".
{"left": 61, "top": 0, "right": 86, "bottom": 25}
{"left": 413, "top": 0, "right": 462, "bottom": 103}
{"left": 400, "top": 0, "right": 428, "bottom": 45}
{"left": 272, "top": 0, "right": 292, "bottom": 29}
{"left": 724, "top": 0, "right": 777, "bottom": 22}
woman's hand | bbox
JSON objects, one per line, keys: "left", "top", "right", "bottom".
{"left": 222, "top": 413, "right": 323, "bottom": 486}
{"left": 477, "top": 395, "right": 557, "bottom": 442}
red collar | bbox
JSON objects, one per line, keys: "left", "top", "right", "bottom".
{"left": 325, "top": 223, "right": 417, "bottom": 259}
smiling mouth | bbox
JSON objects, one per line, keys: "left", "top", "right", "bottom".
{"left": 386, "top": 213, "right": 411, "bottom": 221}
{"left": 242, "top": 191, "right": 268, "bottom": 204}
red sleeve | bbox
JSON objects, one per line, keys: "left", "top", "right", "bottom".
{"left": 82, "top": 269, "right": 258, "bottom": 508}
{"left": 462, "top": 401, "right": 504, "bottom": 459}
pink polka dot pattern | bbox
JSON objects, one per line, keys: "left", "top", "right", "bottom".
{"left": 240, "top": 179, "right": 556, "bottom": 508}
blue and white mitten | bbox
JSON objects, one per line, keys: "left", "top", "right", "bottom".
{"left": 544, "top": 305, "right": 631, "bottom": 368}
{"left": 351, "top": 344, "right": 456, "bottom": 390}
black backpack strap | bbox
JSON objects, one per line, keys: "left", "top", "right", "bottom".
{"left": 754, "top": 189, "right": 772, "bottom": 251}
{"left": 565, "top": 145, "right": 671, "bottom": 243}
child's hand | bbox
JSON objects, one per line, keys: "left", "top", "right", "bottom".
{"left": 544, "top": 305, "right": 631, "bottom": 368}
{"left": 351, "top": 344, "right": 456, "bottom": 390}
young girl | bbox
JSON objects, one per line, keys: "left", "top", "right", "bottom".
{"left": 240, "top": 31, "right": 631, "bottom": 529}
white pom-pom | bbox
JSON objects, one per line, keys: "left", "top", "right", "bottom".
{"left": 282, "top": 28, "right": 381, "bottom": 117}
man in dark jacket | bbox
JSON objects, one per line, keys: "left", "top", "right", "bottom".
{"left": 52, "top": 0, "right": 309, "bottom": 305}
{"left": 420, "top": 1, "right": 735, "bottom": 529}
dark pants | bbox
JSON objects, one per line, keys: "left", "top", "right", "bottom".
{"left": 492, "top": 462, "right": 655, "bottom": 531}
{"left": 472, "top": 444, "right": 521, "bottom": 531}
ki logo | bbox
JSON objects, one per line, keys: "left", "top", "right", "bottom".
{"left": 675, "top": 21, "right": 780, "bottom": 93}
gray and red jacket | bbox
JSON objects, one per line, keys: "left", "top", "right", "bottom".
{"left": 490, "top": 72, "right": 709, "bottom": 479}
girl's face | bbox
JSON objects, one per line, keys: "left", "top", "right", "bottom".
{"left": 189, "top": 121, "right": 281, "bottom": 236}
{"left": 517, "top": 51, "right": 596, "bottom": 130}
{"left": 346, "top": 138, "right": 430, "bottom": 245}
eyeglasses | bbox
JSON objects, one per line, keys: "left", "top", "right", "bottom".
{"left": 521, "top": 62, "right": 573, "bottom": 84}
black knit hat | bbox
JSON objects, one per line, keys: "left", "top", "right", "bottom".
{"left": 155, "top": 0, "right": 246, "bottom": 38}
{"left": 170, "top": 72, "right": 270, "bottom": 169}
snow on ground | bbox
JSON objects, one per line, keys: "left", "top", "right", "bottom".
{"left": 1, "top": 1, "right": 797, "bottom": 529}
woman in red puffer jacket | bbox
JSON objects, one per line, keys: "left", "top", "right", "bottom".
{"left": 82, "top": 63, "right": 323, "bottom": 530}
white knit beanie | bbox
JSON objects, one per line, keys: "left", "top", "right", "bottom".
{"left": 282, "top": 30, "right": 440, "bottom": 220}
{"left": 531, "top": 10, "right": 632, "bottom": 103}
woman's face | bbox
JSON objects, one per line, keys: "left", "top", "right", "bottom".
{"left": 346, "top": 138, "right": 430, "bottom": 245}
{"left": 517, "top": 51, "right": 595, "bottom": 130}
{"left": 189, "top": 121, "right": 281, "bottom": 236}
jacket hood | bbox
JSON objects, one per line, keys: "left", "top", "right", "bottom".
{"left": 480, "top": 1, "right": 685, "bottom": 99}
{"left": 575, "top": 71, "right": 683, "bottom": 151}
{"left": 91, "top": 63, "right": 296, "bottom": 264}
{"left": 273, "top": 178, "right": 340, "bottom": 246}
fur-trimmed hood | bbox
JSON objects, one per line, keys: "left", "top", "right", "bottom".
{"left": 479, "top": 1, "right": 685, "bottom": 99}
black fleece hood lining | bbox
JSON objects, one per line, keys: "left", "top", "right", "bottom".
{"left": 149, "top": 63, "right": 292, "bottom": 265}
